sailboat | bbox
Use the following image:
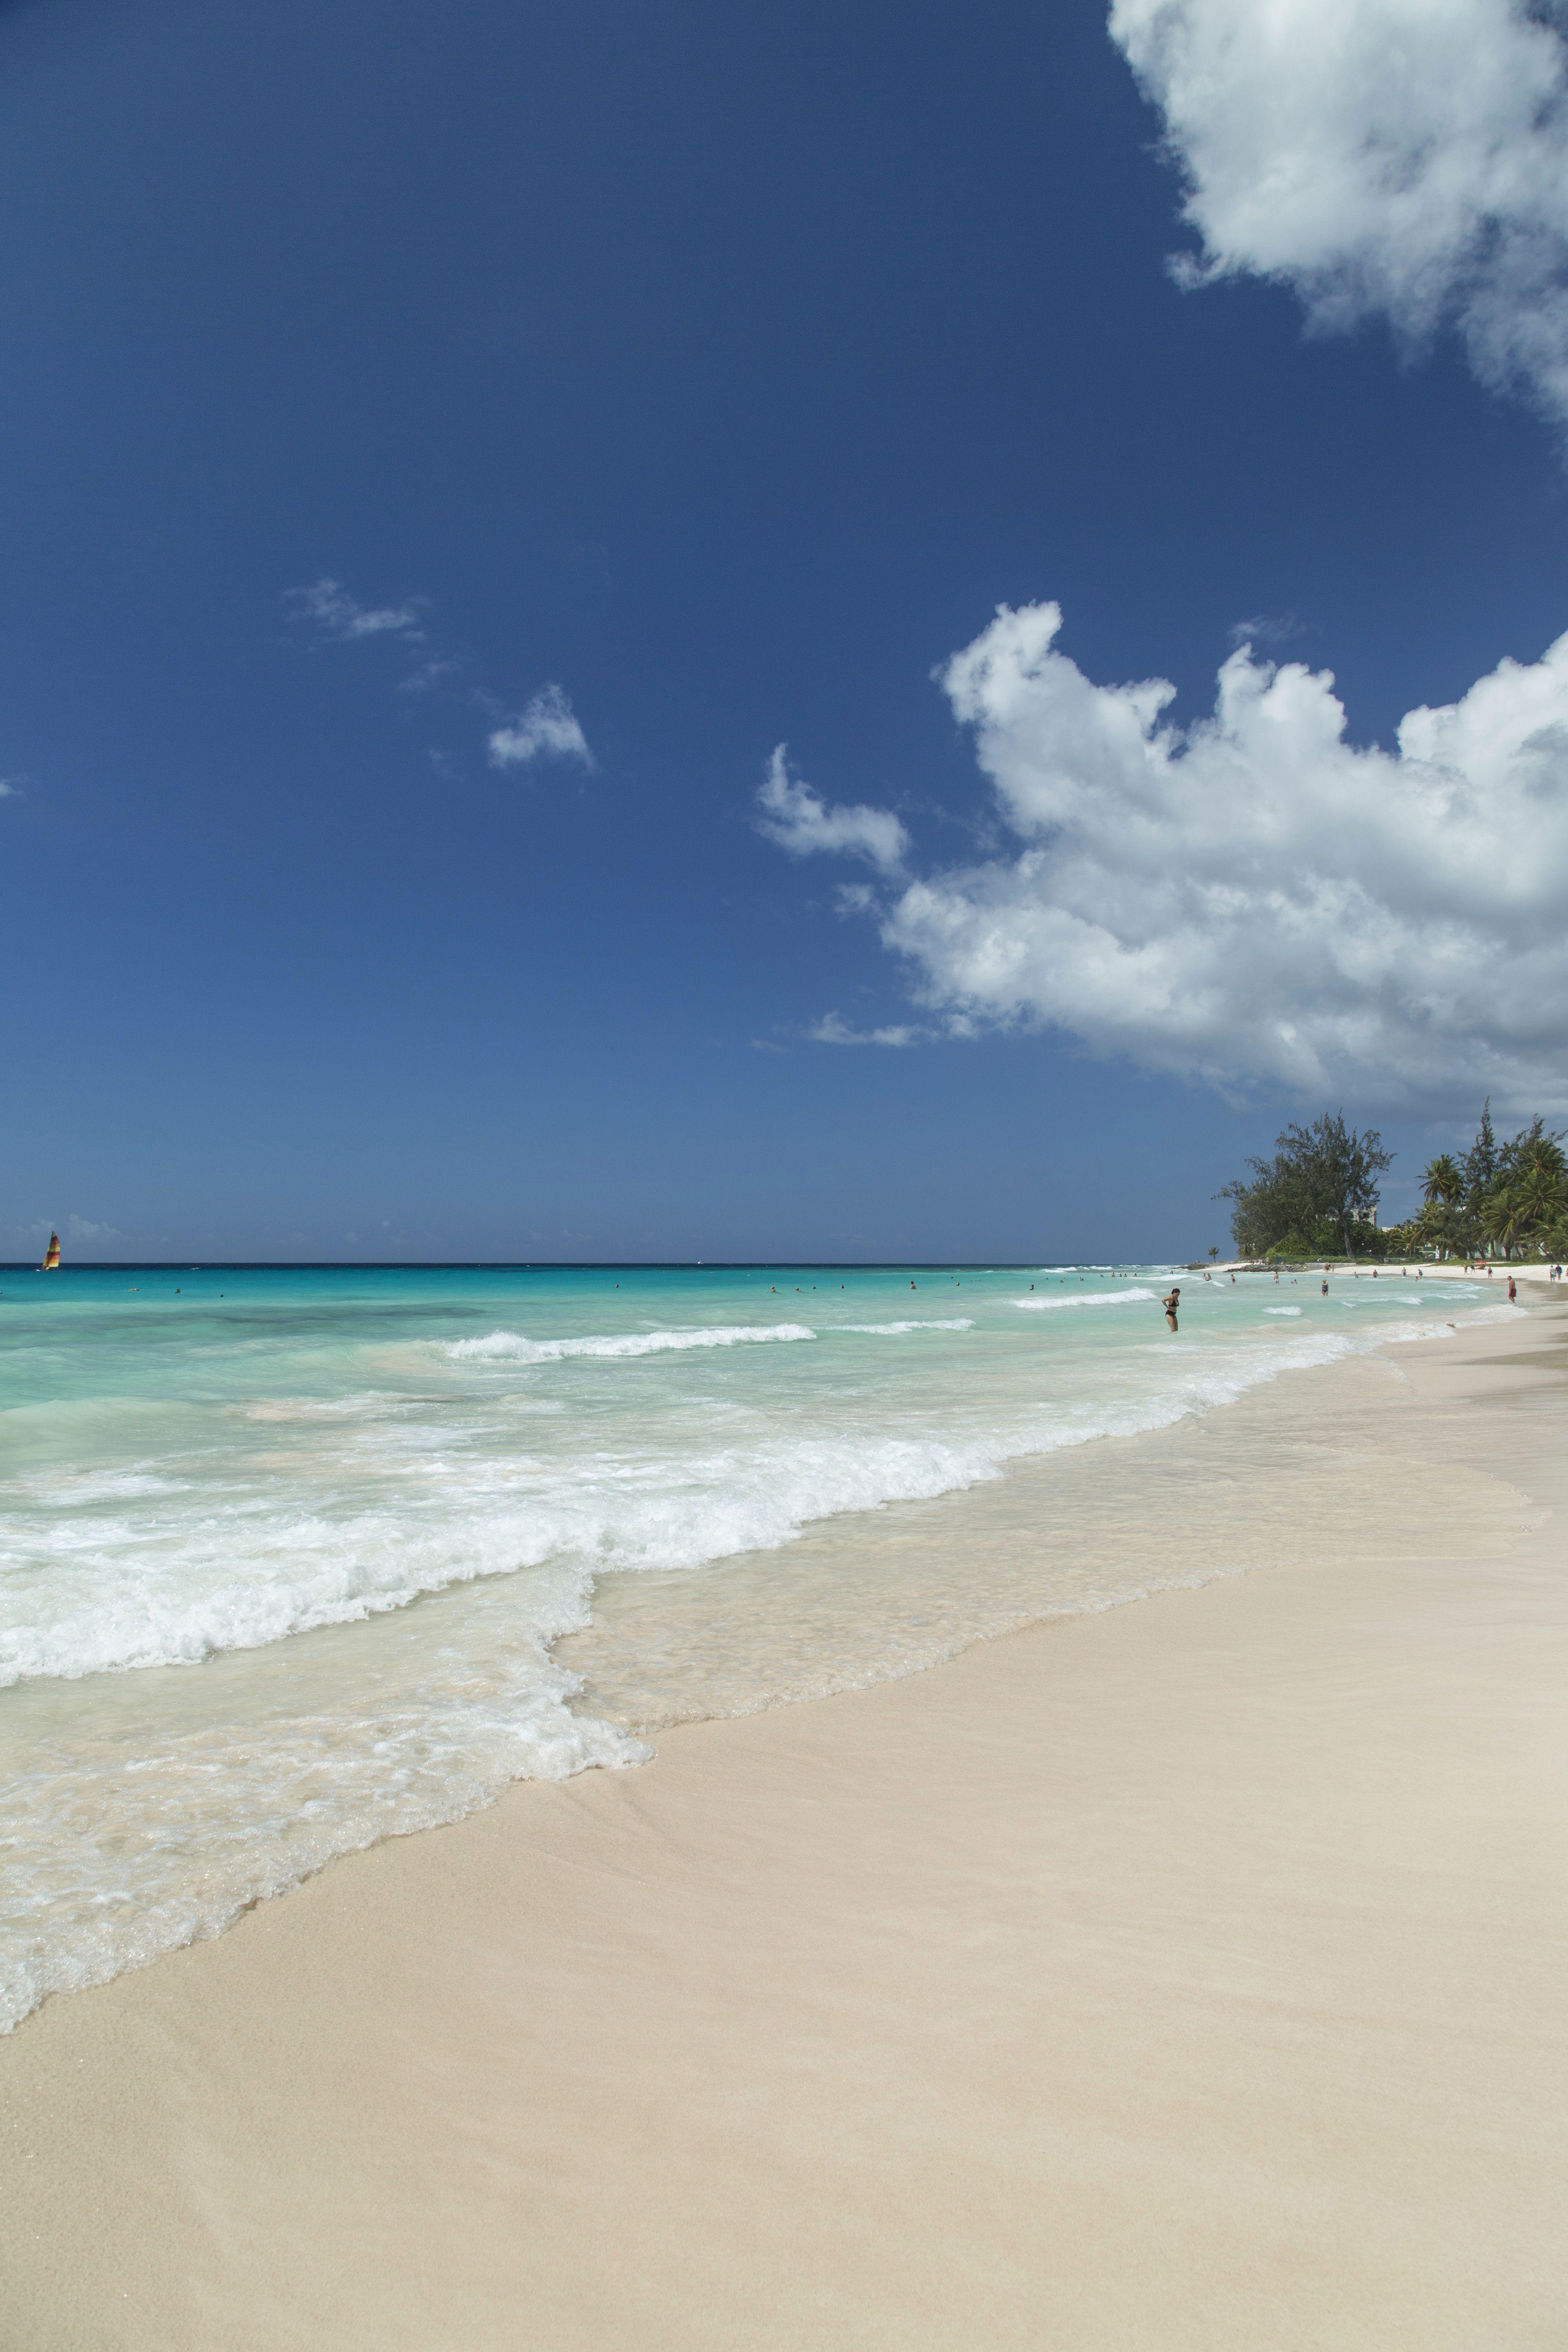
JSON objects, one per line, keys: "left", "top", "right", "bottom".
{"left": 40, "top": 1230, "right": 60, "bottom": 1271}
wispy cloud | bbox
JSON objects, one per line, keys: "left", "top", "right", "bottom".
{"left": 0, "top": 778, "right": 23, "bottom": 798}
{"left": 755, "top": 745, "right": 908, "bottom": 874}
{"left": 287, "top": 582, "right": 593, "bottom": 778}
{"left": 488, "top": 684, "right": 594, "bottom": 769}
{"left": 808, "top": 1012, "right": 923, "bottom": 1047}
{"left": 65, "top": 1213, "right": 117, "bottom": 1242}
{"left": 287, "top": 577, "right": 426, "bottom": 643}
{"left": 1111, "top": 0, "right": 1568, "bottom": 432}
{"left": 1228, "top": 613, "right": 1306, "bottom": 650}
{"left": 398, "top": 655, "right": 463, "bottom": 694}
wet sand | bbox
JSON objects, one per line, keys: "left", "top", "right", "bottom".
{"left": 3, "top": 1307, "right": 1566, "bottom": 2349}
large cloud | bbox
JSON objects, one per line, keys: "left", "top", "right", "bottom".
{"left": 777, "top": 602, "right": 1568, "bottom": 1113}
{"left": 1111, "top": 0, "right": 1568, "bottom": 425}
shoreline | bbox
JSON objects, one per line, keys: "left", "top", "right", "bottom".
{"left": 558, "top": 1299, "right": 1529, "bottom": 1740}
{"left": 4, "top": 1302, "right": 1567, "bottom": 2345}
{"left": 3, "top": 1268, "right": 1498, "bottom": 2042}
{"left": 1204, "top": 1255, "right": 1557, "bottom": 1280}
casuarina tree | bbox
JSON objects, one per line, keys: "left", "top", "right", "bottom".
{"left": 1217, "top": 1113, "right": 1393, "bottom": 1259}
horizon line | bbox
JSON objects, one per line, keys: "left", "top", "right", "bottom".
{"left": 0, "top": 1257, "right": 1166, "bottom": 1273}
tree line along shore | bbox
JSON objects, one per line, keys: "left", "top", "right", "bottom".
{"left": 1214, "top": 1107, "right": 1568, "bottom": 1266}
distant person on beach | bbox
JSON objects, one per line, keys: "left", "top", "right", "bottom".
{"left": 1162, "top": 1286, "right": 1180, "bottom": 1330}
{"left": 1508, "top": 1276, "right": 1517, "bottom": 1302}
{"left": 1321, "top": 1280, "right": 1328, "bottom": 1294}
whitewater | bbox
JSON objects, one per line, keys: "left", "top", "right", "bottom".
{"left": 0, "top": 1259, "right": 1513, "bottom": 2031}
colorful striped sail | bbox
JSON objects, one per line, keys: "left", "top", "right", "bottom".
{"left": 41, "top": 1230, "right": 60, "bottom": 1270}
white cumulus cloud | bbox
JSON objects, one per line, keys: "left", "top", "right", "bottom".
{"left": 1111, "top": 0, "right": 1568, "bottom": 425}
{"left": 287, "top": 578, "right": 425, "bottom": 642}
{"left": 488, "top": 684, "right": 594, "bottom": 769}
{"left": 755, "top": 745, "right": 909, "bottom": 873}
{"left": 767, "top": 600, "right": 1568, "bottom": 1114}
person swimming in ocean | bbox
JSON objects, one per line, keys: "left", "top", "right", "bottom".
{"left": 1162, "top": 1285, "right": 1180, "bottom": 1330}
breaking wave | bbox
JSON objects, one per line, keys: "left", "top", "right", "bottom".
{"left": 1013, "top": 1287, "right": 1158, "bottom": 1310}
{"left": 445, "top": 1322, "right": 815, "bottom": 1363}
{"left": 833, "top": 1319, "right": 974, "bottom": 1334}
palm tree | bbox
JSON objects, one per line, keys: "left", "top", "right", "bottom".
{"left": 1421, "top": 1153, "right": 1465, "bottom": 1207}
{"left": 1517, "top": 1135, "right": 1567, "bottom": 1184}
{"left": 1414, "top": 1203, "right": 1444, "bottom": 1258}
{"left": 1480, "top": 1188, "right": 1528, "bottom": 1259}
{"left": 1510, "top": 1156, "right": 1568, "bottom": 1250}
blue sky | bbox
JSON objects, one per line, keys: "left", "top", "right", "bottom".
{"left": 3, "top": 0, "right": 1566, "bottom": 1261}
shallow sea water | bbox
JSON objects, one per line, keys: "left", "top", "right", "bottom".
{"left": 0, "top": 1259, "right": 1515, "bottom": 2028}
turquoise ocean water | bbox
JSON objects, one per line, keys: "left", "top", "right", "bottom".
{"left": 0, "top": 1258, "right": 1509, "bottom": 2029}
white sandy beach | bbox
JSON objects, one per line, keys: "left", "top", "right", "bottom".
{"left": 3, "top": 1303, "right": 1566, "bottom": 2349}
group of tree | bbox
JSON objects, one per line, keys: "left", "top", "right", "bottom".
{"left": 1391, "top": 1105, "right": 1568, "bottom": 1262}
{"left": 1217, "top": 1113, "right": 1394, "bottom": 1260}
{"left": 1216, "top": 1104, "right": 1568, "bottom": 1263}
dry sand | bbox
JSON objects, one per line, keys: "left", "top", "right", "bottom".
{"left": 3, "top": 1307, "right": 1566, "bottom": 2349}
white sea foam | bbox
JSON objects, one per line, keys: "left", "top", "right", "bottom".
{"left": 834, "top": 1319, "right": 974, "bottom": 1334}
{"left": 1013, "top": 1287, "right": 1158, "bottom": 1310}
{"left": 240, "top": 1393, "right": 407, "bottom": 1423}
{"left": 444, "top": 1322, "right": 815, "bottom": 1363}
{"left": 1381, "top": 1304, "right": 1524, "bottom": 1337}
{"left": 0, "top": 1562, "right": 647, "bottom": 2032}
{"left": 0, "top": 1319, "right": 1432, "bottom": 1692}
{"left": 5, "top": 1466, "right": 190, "bottom": 1503}
{"left": 1266, "top": 1306, "right": 1303, "bottom": 1316}
{"left": 0, "top": 1419, "right": 1018, "bottom": 1689}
